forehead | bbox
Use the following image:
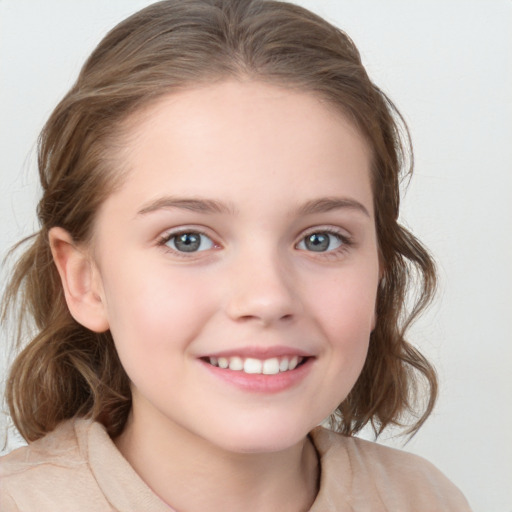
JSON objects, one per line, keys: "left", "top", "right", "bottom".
{"left": 108, "top": 80, "right": 373, "bottom": 216}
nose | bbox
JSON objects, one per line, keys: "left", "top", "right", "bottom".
{"left": 224, "top": 246, "right": 301, "bottom": 326}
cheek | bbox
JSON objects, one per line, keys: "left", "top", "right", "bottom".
{"left": 312, "top": 267, "right": 378, "bottom": 332}
{"left": 100, "top": 261, "right": 217, "bottom": 357}
{"left": 307, "top": 265, "right": 378, "bottom": 370}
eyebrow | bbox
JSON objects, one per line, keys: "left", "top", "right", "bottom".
{"left": 138, "top": 197, "right": 235, "bottom": 216}
{"left": 297, "top": 197, "right": 371, "bottom": 217}
{"left": 137, "top": 195, "right": 370, "bottom": 218}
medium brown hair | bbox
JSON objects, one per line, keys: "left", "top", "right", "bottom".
{"left": 2, "top": 0, "right": 437, "bottom": 442}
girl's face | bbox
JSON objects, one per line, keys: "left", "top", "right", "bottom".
{"left": 90, "top": 81, "right": 380, "bottom": 453}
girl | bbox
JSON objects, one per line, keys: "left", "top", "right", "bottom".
{"left": 0, "top": 1, "right": 472, "bottom": 510}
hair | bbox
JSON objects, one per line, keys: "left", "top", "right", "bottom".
{"left": 2, "top": 0, "right": 437, "bottom": 442}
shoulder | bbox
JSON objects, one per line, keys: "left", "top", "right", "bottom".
{"left": 0, "top": 419, "right": 111, "bottom": 512}
{"left": 309, "top": 426, "right": 472, "bottom": 511}
{"left": 0, "top": 420, "right": 84, "bottom": 474}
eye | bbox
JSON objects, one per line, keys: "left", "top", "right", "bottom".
{"left": 297, "top": 231, "right": 345, "bottom": 252}
{"left": 164, "top": 231, "right": 215, "bottom": 253}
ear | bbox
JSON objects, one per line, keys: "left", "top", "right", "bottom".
{"left": 49, "top": 227, "right": 109, "bottom": 333}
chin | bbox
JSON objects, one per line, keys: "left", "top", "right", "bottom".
{"left": 209, "top": 420, "right": 313, "bottom": 455}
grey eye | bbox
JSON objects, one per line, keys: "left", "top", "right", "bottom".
{"left": 297, "top": 232, "right": 343, "bottom": 252}
{"left": 167, "top": 232, "right": 214, "bottom": 252}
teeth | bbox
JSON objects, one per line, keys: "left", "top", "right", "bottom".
{"left": 244, "top": 358, "right": 262, "bottom": 374}
{"left": 262, "top": 358, "right": 279, "bottom": 375}
{"left": 207, "top": 355, "right": 304, "bottom": 374}
{"left": 229, "top": 356, "right": 243, "bottom": 371}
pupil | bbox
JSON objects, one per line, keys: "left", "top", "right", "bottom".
{"left": 175, "top": 233, "right": 200, "bottom": 252}
{"left": 306, "top": 233, "right": 329, "bottom": 252}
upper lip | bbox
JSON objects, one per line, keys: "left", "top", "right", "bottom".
{"left": 199, "top": 345, "right": 315, "bottom": 359}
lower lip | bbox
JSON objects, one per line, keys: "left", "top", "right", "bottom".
{"left": 200, "top": 358, "right": 314, "bottom": 393}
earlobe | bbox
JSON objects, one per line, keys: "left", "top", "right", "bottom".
{"left": 49, "top": 227, "right": 109, "bottom": 333}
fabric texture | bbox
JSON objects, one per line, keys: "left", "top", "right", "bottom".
{"left": 0, "top": 419, "right": 472, "bottom": 511}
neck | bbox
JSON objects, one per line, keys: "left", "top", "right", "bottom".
{"left": 114, "top": 405, "right": 319, "bottom": 512}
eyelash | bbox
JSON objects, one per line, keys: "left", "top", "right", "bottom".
{"left": 156, "top": 227, "right": 353, "bottom": 257}
{"left": 157, "top": 228, "right": 217, "bottom": 257}
{"left": 297, "top": 227, "right": 353, "bottom": 256}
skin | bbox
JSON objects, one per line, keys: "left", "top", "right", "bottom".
{"left": 50, "top": 81, "right": 380, "bottom": 512}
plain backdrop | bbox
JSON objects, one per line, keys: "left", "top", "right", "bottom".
{"left": 1, "top": 1, "right": 511, "bottom": 511}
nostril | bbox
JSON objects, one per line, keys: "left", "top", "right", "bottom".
{"left": 236, "top": 312, "right": 295, "bottom": 324}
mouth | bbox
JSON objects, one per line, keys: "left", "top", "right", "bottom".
{"left": 202, "top": 355, "right": 308, "bottom": 375}
{"left": 199, "top": 350, "right": 314, "bottom": 393}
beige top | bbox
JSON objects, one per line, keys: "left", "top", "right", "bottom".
{"left": 0, "top": 419, "right": 471, "bottom": 511}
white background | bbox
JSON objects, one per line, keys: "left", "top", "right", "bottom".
{"left": 1, "top": 1, "right": 511, "bottom": 511}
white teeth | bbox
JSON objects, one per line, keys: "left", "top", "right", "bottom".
{"left": 262, "top": 358, "right": 280, "bottom": 375}
{"left": 244, "top": 358, "right": 263, "bottom": 374}
{"left": 228, "top": 356, "right": 243, "bottom": 371}
{"left": 207, "top": 355, "right": 305, "bottom": 374}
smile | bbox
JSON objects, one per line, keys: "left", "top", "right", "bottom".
{"left": 200, "top": 351, "right": 314, "bottom": 393}
{"left": 206, "top": 355, "right": 304, "bottom": 375}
